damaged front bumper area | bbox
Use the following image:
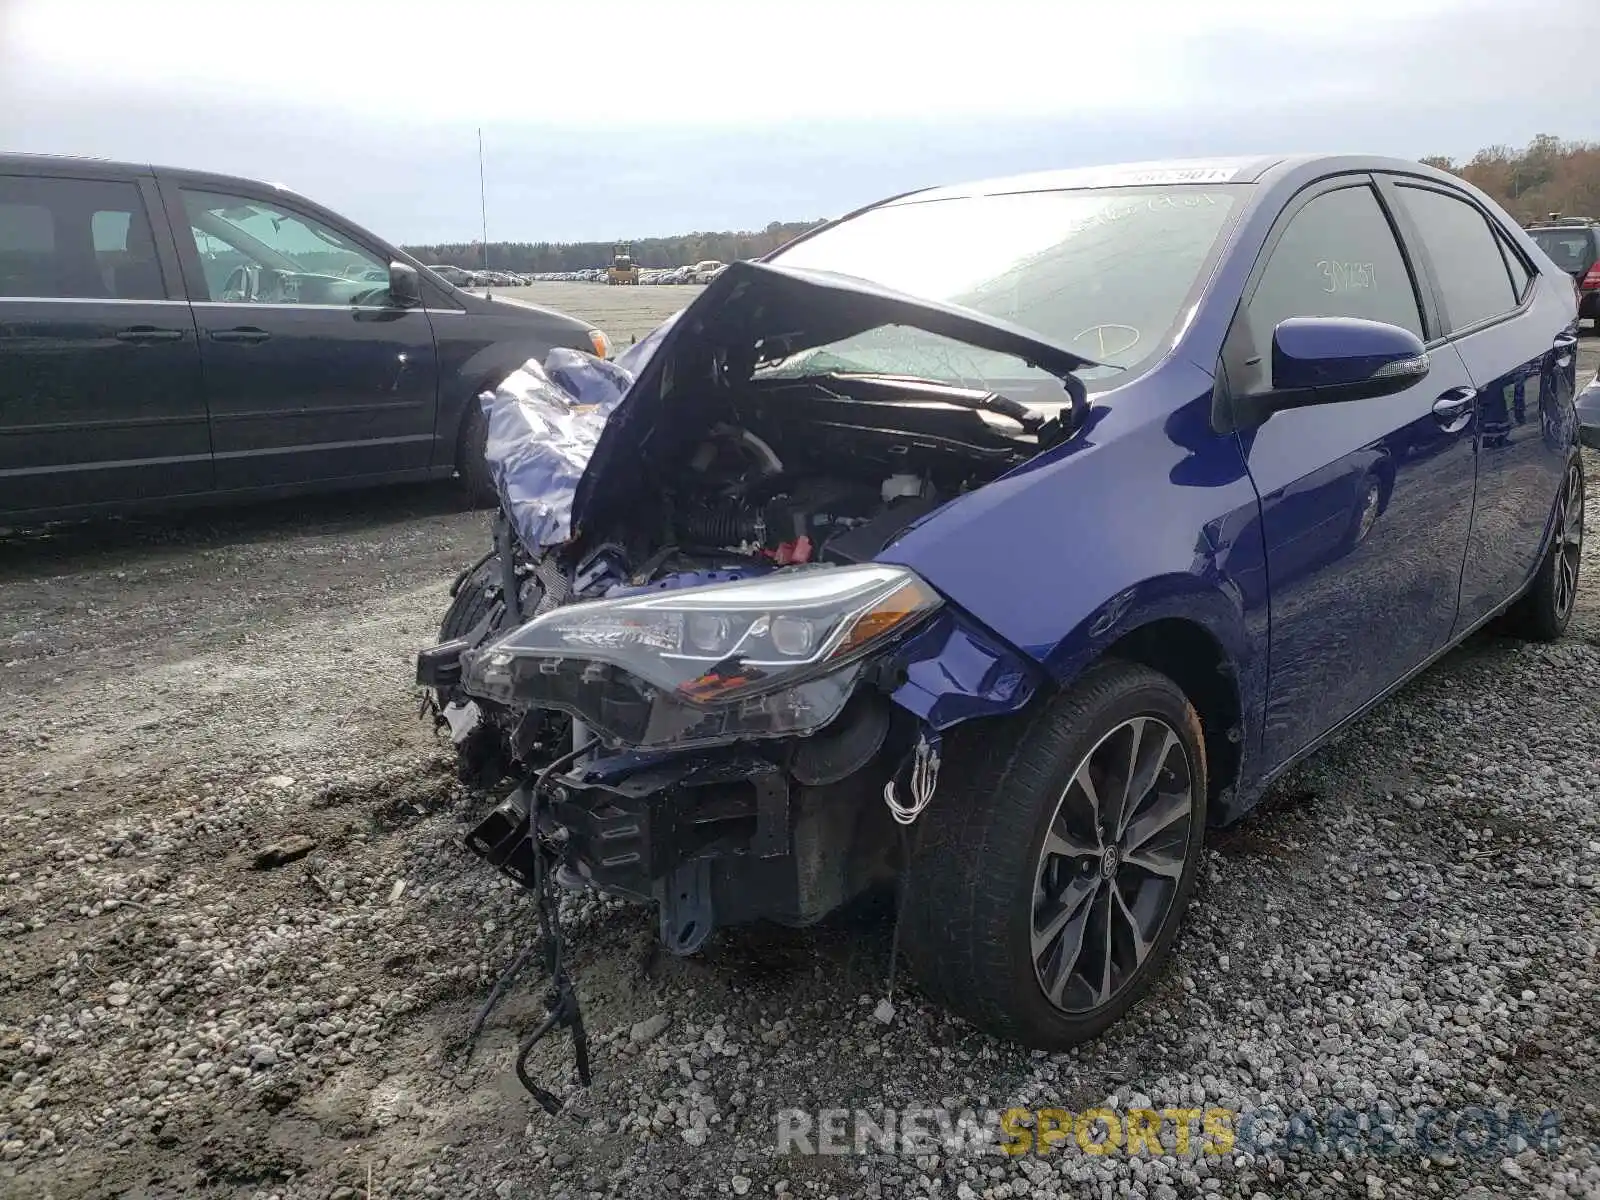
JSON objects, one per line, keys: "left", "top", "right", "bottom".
{"left": 417, "top": 561, "right": 963, "bottom": 952}
{"left": 462, "top": 742, "right": 890, "bottom": 954}
{"left": 421, "top": 606, "right": 1038, "bottom": 954}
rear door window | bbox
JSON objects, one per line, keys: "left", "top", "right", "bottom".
{"left": 1391, "top": 185, "right": 1519, "bottom": 332}
{"left": 1496, "top": 229, "right": 1534, "bottom": 302}
{"left": 0, "top": 175, "right": 164, "bottom": 300}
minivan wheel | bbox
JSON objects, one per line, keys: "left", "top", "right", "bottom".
{"left": 902, "top": 661, "right": 1207, "bottom": 1049}
{"left": 457, "top": 401, "right": 496, "bottom": 508}
{"left": 1502, "top": 455, "right": 1584, "bottom": 642}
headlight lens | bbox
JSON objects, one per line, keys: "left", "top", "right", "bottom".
{"left": 461, "top": 564, "right": 941, "bottom": 749}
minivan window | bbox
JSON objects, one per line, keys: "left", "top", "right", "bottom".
{"left": 0, "top": 176, "right": 164, "bottom": 301}
{"left": 1392, "top": 185, "right": 1518, "bottom": 332}
{"left": 181, "top": 189, "right": 393, "bottom": 307}
{"left": 1245, "top": 183, "right": 1424, "bottom": 354}
{"left": 764, "top": 185, "right": 1245, "bottom": 390}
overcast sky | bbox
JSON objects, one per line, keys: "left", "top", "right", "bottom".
{"left": 1, "top": 0, "right": 1594, "bottom": 245}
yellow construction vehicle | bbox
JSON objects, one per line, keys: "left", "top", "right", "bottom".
{"left": 607, "top": 242, "right": 640, "bottom": 285}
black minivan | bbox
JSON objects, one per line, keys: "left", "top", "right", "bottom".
{"left": 0, "top": 154, "right": 609, "bottom": 523}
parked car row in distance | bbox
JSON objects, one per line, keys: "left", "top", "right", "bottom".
{"left": 449, "top": 262, "right": 728, "bottom": 285}
{"left": 425, "top": 265, "right": 539, "bottom": 287}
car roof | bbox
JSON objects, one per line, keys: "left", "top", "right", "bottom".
{"left": 0, "top": 151, "right": 310, "bottom": 201}
{"left": 881, "top": 154, "right": 1462, "bottom": 204}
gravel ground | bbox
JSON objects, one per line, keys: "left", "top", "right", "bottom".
{"left": 0, "top": 312, "right": 1597, "bottom": 1200}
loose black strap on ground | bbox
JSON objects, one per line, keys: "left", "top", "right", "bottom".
{"left": 461, "top": 738, "right": 595, "bottom": 1115}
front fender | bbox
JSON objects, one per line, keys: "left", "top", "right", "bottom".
{"left": 887, "top": 609, "right": 1043, "bottom": 730}
{"left": 877, "top": 375, "right": 1267, "bottom": 754}
{"left": 1045, "top": 573, "right": 1252, "bottom": 690}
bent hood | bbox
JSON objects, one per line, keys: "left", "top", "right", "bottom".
{"left": 481, "top": 259, "right": 1095, "bottom": 555}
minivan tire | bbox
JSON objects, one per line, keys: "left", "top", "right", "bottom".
{"left": 457, "top": 401, "right": 496, "bottom": 508}
{"left": 902, "top": 660, "right": 1208, "bottom": 1050}
{"left": 1502, "top": 455, "right": 1584, "bottom": 642}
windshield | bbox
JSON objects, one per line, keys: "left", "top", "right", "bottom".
{"left": 764, "top": 185, "right": 1246, "bottom": 391}
{"left": 1531, "top": 229, "right": 1596, "bottom": 273}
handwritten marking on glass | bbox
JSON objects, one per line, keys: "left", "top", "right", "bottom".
{"left": 1317, "top": 260, "right": 1377, "bottom": 293}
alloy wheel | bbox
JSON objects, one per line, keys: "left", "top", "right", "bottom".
{"left": 1031, "top": 715, "right": 1195, "bottom": 1014}
{"left": 1555, "top": 461, "right": 1584, "bottom": 623}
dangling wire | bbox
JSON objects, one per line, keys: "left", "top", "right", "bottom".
{"left": 876, "top": 730, "right": 942, "bottom": 1026}
{"left": 883, "top": 731, "right": 941, "bottom": 826}
{"left": 461, "top": 737, "right": 595, "bottom": 1115}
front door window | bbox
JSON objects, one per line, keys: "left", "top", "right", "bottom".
{"left": 180, "top": 189, "right": 393, "bottom": 307}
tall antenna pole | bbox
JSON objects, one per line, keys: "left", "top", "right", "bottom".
{"left": 478, "top": 127, "right": 491, "bottom": 294}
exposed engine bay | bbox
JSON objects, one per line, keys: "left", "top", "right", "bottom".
{"left": 577, "top": 372, "right": 1045, "bottom": 584}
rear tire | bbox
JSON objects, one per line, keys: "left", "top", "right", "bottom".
{"left": 902, "top": 660, "right": 1207, "bottom": 1050}
{"left": 457, "top": 401, "right": 496, "bottom": 508}
{"left": 1501, "top": 455, "right": 1584, "bottom": 642}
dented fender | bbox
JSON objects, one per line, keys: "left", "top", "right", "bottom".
{"left": 887, "top": 609, "right": 1043, "bottom": 730}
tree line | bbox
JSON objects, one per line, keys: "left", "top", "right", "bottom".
{"left": 1422, "top": 134, "right": 1600, "bottom": 223}
{"left": 403, "top": 220, "right": 827, "bottom": 273}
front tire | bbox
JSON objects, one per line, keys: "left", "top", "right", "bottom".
{"left": 903, "top": 660, "right": 1207, "bottom": 1050}
{"left": 439, "top": 559, "right": 500, "bottom": 646}
{"left": 1502, "top": 455, "right": 1584, "bottom": 642}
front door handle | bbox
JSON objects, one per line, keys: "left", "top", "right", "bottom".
{"left": 115, "top": 326, "right": 184, "bottom": 343}
{"left": 1431, "top": 386, "right": 1476, "bottom": 433}
{"left": 209, "top": 327, "right": 271, "bottom": 345}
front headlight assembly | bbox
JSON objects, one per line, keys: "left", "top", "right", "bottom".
{"left": 461, "top": 563, "right": 942, "bottom": 750}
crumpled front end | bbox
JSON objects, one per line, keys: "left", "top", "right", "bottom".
{"left": 418, "top": 262, "right": 1064, "bottom": 950}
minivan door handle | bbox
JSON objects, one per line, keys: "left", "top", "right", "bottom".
{"left": 115, "top": 326, "right": 184, "bottom": 343}
{"left": 1431, "top": 387, "right": 1477, "bottom": 433}
{"left": 209, "top": 327, "right": 271, "bottom": 344}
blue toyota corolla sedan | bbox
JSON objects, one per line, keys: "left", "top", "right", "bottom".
{"left": 422, "top": 154, "right": 1584, "bottom": 1060}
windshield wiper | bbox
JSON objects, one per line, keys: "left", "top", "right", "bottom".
{"left": 809, "top": 371, "right": 1049, "bottom": 433}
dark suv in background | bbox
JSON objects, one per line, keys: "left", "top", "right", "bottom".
{"left": 0, "top": 154, "right": 609, "bottom": 524}
{"left": 1528, "top": 217, "right": 1600, "bottom": 330}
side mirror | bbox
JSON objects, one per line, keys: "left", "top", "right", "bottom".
{"left": 388, "top": 261, "right": 422, "bottom": 308}
{"left": 1232, "top": 316, "right": 1429, "bottom": 428}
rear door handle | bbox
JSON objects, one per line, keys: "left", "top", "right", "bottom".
{"left": 209, "top": 327, "right": 270, "bottom": 344}
{"left": 115, "top": 326, "right": 184, "bottom": 343}
{"left": 1432, "top": 386, "right": 1476, "bottom": 433}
